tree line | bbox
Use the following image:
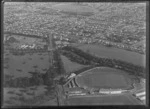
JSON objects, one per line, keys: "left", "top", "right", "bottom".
{"left": 60, "top": 45, "right": 146, "bottom": 78}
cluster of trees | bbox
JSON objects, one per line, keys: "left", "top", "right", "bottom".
{"left": 5, "top": 32, "right": 45, "bottom": 39}
{"left": 4, "top": 72, "right": 44, "bottom": 88}
{"left": 61, "top": 46, "right": 146, "bottom": 78}
{"left": 60, "top": 50, "right": 92, "bottom": 65}
{"left": 5, "top": 37, "right": 19, "bottom": 44}
{"left": 4, "top": 51, "right": 66, "bottom": 89}
{"left": 4, "top": 68, "right": 56, "bottom": 88}
{"left": 53, "top": 50, "right": 66, "bottom": 76}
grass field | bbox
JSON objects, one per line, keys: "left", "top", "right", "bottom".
{"left": 76, "top": 67, "right": 135, "bottom": 89}
{"left": 67, "top": 94, "right": 142, "bottom": 105}
{"left": 76, "top": 44, "right": 145, "bottom": 67}
{"left": 3, "top": 85, "right": 49, "bottom": 106}
{"left": 4, "top": 52, "right": 49, "bottom": 78}
{"left": 60, "top": 55, "right": 88, "bottom": 74}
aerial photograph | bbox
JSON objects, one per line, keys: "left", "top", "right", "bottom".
{"left": 3, "top": 2, "right": 146, "bottom": 106}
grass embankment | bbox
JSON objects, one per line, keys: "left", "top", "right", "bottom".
{"left": 60, "top": 55, "right": 88, "bottom": 74}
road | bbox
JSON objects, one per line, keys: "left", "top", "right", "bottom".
{"left": 47, "top": 33, "right": 54, "bottom": 66}
{"left": 47, "top": 33, "right": 65, "bottom": 106}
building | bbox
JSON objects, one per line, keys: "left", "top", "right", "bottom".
{"left": 110, "top": 89, "right": 122, "bottom": 94}
{"left": 68, "top": 73, "right": 76, "bottom": 79}
{"left": 139, "top": 96, "right": 146, "bottom": 101}
{"left": 141, "top": 78, "right": 146, "bottom": 83}
{"left": 135, "top": 91, "right": 145, "bottom": 97}
{"left": 99, "top": 89, "right": 110, "bottom": 94}
{"left": 69, "top": 91, "right": 82, "bottom": 94}
{"left": 68, "top": 93, "right": 86, "bottom": 97}
{"left": 99, "top": 89, "right": 123, "bottom": 94}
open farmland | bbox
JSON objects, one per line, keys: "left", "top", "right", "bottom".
{"left": 76, "top": 44, "right": 145, "bottom": 67}
{"left": 60, "top": 55, "right": 88, "bottom": 74}
{"left": 67, "top": 94, "right": 142, "bottom": 105}
{"left": 76, "top": 67, "right": 136, "bottom": 89}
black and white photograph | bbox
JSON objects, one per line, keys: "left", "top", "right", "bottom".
{"left": 2, "top": 1, "right": 147, "bottom": 106}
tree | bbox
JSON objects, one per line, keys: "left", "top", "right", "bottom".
{"left": 59, "top": 77, "right": 66, "bottom": 85}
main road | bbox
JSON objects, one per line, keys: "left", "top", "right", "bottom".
{"left": 47, "top": 33, "right": 66, "bottom": 106}
{"left": 47, "top": 34, "right": 54, "bottom": 66}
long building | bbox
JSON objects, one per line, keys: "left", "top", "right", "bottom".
{"left": 135, "top": 91, "right": 145, "bottom": 97}
{"left": 99, "top": 89, "right": 123, "bottom": 94}
{"left": 68, "top": 93, "right": 86, "bottom": 97}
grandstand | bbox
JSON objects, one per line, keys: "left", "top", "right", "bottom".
{"left": 99, "top": 88, "right": 126, "bottom": 94}
{"left": 64, "top": 67, "right": 146, "bottom": 104}
{"left": 140, "top": 78, "right": 146, "bottom": 83}
{"left": 68, "top": 93, "right": 86, "bottom": 97}
{"left": 135, "top": 91, "right": 145, "bottom": 97}
{"left": 133, "top": 90, "right": 146, "bottom": 104}
{"left": 65, "top": 87, "right": 88, "bottom": 97}
{"left": 99, "top": 89, "right": 110, "bottom": 94}
{"left": 66, "top": 78, "right": 79, "bottom": 88}
{"left": 69, "top": 91, "right": 82, "bottom": 94}
{"left": 139, "top": 96, "right": 145, "bottom": 101}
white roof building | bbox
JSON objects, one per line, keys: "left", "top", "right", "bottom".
{"left": 139, "top": 96, "right": 146, "bottom": 101}
{"left": 68, "top": 93, "right": 86, "bottom": 96}
{"left": 68, "top": 73, "right": 76, "bottom": 79}
{"left": 135, "top": 91, "right": 145, "bottom": 97}
{"left": 110, "top": 90, "right": 122, "bottom": 94}
{"left": 99, "top": 89, "right": 110, "bottom": 94}
{"left": 141, "top": 78, "right": 146, "bottom": 83}
{"left": 69, "top": 91, "right": 82, "bottom": 94}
